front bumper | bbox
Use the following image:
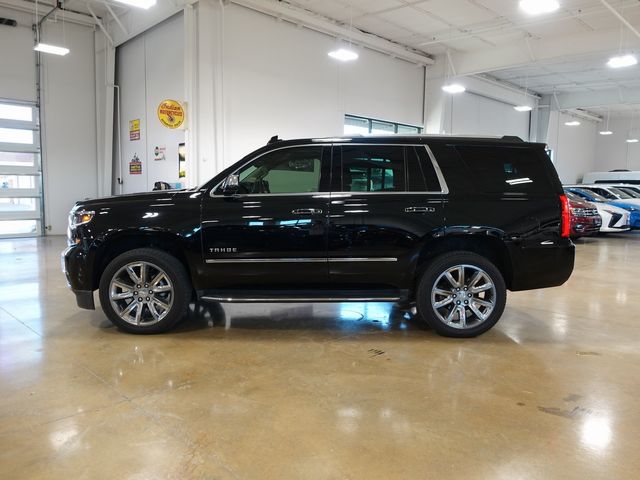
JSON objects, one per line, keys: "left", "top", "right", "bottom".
{"left": 61, "top": 245, "right": 96, "bottom": 310}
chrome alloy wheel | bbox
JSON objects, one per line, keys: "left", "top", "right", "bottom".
{"left": 430, "top": 264, "right": 496, "bottom": 330}
{"left": 109, "top": 261, "right": 174, "bottom": 326}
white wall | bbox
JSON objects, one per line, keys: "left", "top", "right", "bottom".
{"left": 594, "top": 116, "right": 640, "bottom": 172}
{"left": 220, "top": 4, "right": 425, "bottom": 167}
{"left": 116, "top": 13, "right": 185, "bottom": 193}
{"left": 0, "top": 7, "right": 36, "bottom": 102}
{"left": 0, "top": 7, "right": 100, "bottom": 235}
{"left": 442, "top": 91, "right": 531, "bottom": 139}
{"left": 546, "top": 111, "right": 597, "bottom": 184}
{"left": 40, "top": 20, "right": 99, "bottom": 235}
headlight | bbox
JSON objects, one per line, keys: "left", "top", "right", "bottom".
{"left": 70, "top": 210, "right": 95, "bottom": 227}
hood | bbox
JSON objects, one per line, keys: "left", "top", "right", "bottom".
{"left": 568, "top": 198, "right": 595, "bottom": 210}
{"left": 592, "top": 202, "right": 629, "bottom": 215}
{"left": 73, "top": 190, "right": 184, "bottom": 209}
{"left": 610, "top": 200, "right": 639, "bottom": 212}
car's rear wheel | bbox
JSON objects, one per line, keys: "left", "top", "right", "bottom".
{"left": 98, "top": 248, "right": 191, "bottom": 334}
{"left": 416, "top": 251, "right": 506, "bottom": 338}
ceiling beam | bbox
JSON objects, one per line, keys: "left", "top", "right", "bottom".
{"left": 599, "top": 0, "right": 640, "bottom": 40}
{"left": 230, "top": 0, "right": 434, "bottom": 66}
{"left": 447, "top": 26, "right": 640, "bottom": 77}
{"left": 547, "top": 86, "right": 640, "bottom": 111}
{"left": 0, "top": 0, "right": 97, "bottom": 26}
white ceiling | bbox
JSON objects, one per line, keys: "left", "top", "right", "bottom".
{"left": 289, "top": 0, "right": 640, "bottom": 96}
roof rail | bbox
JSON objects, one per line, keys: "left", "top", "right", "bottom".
{"left": 501, "top": 136, "right": 524, "bottom": 142}
{"left": 267, "top": 135, "right": 281, "bottom": 144}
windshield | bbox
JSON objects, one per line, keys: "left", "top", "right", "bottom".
{"left": 615, "top": 187, "right": 640, "bottom": 198}
{"left": 565, "top": 191, "right": 584, "bottom": 203}
{"left": 608, "top": 187, "right": 633, "bottom": 199}
{"left": 570, "top": 188, "right": 607, "bottom": 202}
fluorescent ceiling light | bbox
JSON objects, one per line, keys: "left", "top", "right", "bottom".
{"left": 564, "top": 120, "right": 581, "bottom": 126}
{"left": 328, "top": 49, "right": 358, "bottom": 62}
{"left": 442, "top": 83, "right": 466, "bottom": 94}
{"left": 514, "top": 105, "right": 533, "bottom": 112}
{"left": 599, "top": 130, "right": 613, "bottom": 135}
{"left": 627, "top": 138, "right": 639, "bottom": 143}
{"left": 607, "top": 54, "right": 638, "bottom": 69}
{"left": 34, "top": 43, "right": 69, "bottom": 56}
{"left": 519, "top": 0, "right": 560, "bottom": 15}
{"left": 113, "top": 0, "right": 157, "bottom": 8}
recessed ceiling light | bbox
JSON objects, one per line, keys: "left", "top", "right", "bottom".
{"left": 564, "top": 121, "right": 581, "bottom": 126}
{"left": 519, "top": 0, "right": 560, "bottom": 15}
{"left": 113, "top": 0, "right": 156, "bottom": 8}
{"left": 514, "top": 105, "right": 533, "bottom": 112}
{"left": 34, "top": 43, "right": 69, "bottom": 56}
{"left": 599, "top": 130, "right": 613, "bottom": 135}
{"left": 627, "top": 138, "right": 639, "bottom": 143}
{"left": 607, "top": 54, "right": 638, "bottom": 69}
{"left": 328, "top": 48, "right": 358, "bottom": 62}
{"left": 442, "top": 83, "right": 466, "bottom": 94}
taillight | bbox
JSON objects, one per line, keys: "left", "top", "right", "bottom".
{"left": 559, "top": 194, "right": 570, "bottom": 238}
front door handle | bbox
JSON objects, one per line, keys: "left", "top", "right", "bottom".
{"left": 292, "top": 208, "right": 323, "bottom": 215}
{"left": 405, "top": 206, "right": 435, "bottom": 213}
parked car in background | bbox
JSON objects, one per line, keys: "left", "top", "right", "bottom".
{"left": 605, "top": 184, "right": 640, "bottom": 198}
{"left": 565, "top": 186, "right": 640, "bottom": 229}
{"left": 565, "top": 190, "right": 629, "bottom": 233}
{"left": 582, "top": 170, "right": 640, "bottom": 185}
{"left": 565, "top": 193, "right": 601, "bottom": 238}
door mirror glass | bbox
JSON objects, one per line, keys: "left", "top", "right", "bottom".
{"left": 222, "top": 174, "right": 240, "bottom": 195}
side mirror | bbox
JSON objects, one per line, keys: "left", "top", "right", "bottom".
{"left": 222, "top": 174, "right": 240, "bottom": 195}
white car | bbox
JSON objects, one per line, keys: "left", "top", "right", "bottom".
{"left": 565, "top": 190, "right": 630, "bottom": 233}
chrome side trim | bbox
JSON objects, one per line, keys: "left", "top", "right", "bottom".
{"left": 205, "top": 258, "right": 326, "bottom": 264}
{"left": 201, "top": 296, "right": 401, "bottom": 303}
{"left": 328, "top": 257, "right": 397, "bottom": 263}
{"left": 205, "top": 257, "right": 398, "bottom": 264}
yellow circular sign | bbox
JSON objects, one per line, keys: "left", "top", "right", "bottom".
{"left": 157, "top": 99, "right": 185, "bottom": 129}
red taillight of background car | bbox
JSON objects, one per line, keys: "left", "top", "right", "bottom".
{"left": 560, "top": 194, "right": 571, "bottom": 238}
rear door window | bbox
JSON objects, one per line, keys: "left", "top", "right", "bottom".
{"left": 455, "top": 146, "right": 554, "bottom": 194}
{"left": 341, "top": 145, "right": 406, "bottom": 192}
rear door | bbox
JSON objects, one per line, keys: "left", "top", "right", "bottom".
{"left": 327, "top": 143, "right": 446, "bottom": 289}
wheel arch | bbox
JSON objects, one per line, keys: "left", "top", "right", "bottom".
{"left": 414, "top": 231, "right": 513, "bottom": 294}
{"left": 91, "top": 230, "right": 193, "bottom": 291}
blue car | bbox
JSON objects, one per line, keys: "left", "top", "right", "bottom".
{"left": 565, "top": 187, "right": 640, "bottom": 229}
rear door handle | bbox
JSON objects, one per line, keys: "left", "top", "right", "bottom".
{"left": 292, "top": 208, "right": 323, "bottom": 215}
{"left": 405, "top": 206, "right": 435, "bottom": 213}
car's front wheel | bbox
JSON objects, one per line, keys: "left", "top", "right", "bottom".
{"left": 98, "top": 248, "right": 191, "bottom": 334}
{"left": 416, "top": 251, "right": 506, "bottom": 338}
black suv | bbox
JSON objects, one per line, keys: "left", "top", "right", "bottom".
{"left": 62, "top": 135, "right": 574, "bottom": 337}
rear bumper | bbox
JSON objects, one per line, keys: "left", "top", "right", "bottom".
{"left": 507, "top": 240, "right": 575, "bottom": 291}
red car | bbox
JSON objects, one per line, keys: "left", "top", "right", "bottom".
{"left": 568, "top": 196, "right": 602, "bottom": 238}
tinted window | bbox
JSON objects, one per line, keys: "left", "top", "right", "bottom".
{"left": 455, "top": 146, "right": 554, "bottom": 194}
{"left": 408, "top": 146, "right": 442, "bottom": 192}
{"left": 341, "top": 145, "right": 405, "bottom": 192}
{"left": 236, "top": 146, "right": 324, "bottom": 194}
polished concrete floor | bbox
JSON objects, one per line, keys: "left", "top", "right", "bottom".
{"left": 1, "top": 234, "right": 639, "bottom": 479}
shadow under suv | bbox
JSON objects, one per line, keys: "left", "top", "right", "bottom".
{"left": 62, "top": 135, "right": 575, "bottom": 337}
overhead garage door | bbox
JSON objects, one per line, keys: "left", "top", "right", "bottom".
{"left": 0, "top": 100, "right": 42, "bottom": 238}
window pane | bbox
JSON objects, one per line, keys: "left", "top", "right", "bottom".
{"left": 0, "top": 219, "right": 38, "bottom": 235}
{"left": 398, "top": 125, "right": 420, "bottom": 134}
{"left": 0, "top": 128, "right": 34, "bottom": 144}
{"left": 342, "top": 145, "right": 406, "bottom": 192}
{"left": 406, "top": 146, "right": 441, "bottom": 192}
{"left": 0, "top": 197, "right": 38, "bottom": 212}
{"left": 0, "top": 175, "right": 36, "bottom": 189}
{"left": 0, "top": 152, "right": 37, "bottom": 167}
{"left": 0, "top": 104, "right": 33, "bottom": 122}
{"left": 238, "top": 147, "right": 323, "bottom": 194}
{"left": 455, "top": 146, "right": 554, "bottom": 194}
{"left": 371, "top": 120, "right": 395, "bottom": 134}
{"left": 344, "top": 116, "right": 369, "bottom": 135}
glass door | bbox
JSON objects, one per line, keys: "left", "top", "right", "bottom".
{"left": 0, "top": 101, "right": 42, "bottom": 238}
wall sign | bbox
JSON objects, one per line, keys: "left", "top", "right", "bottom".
{"left": 129, "top": 154, "right": 142, "bottom": 175}
{"left": 129, "top": 119, "right": 140, "bottom": 140}
{"left": 154, "top": 145, "right": 166, "bottom": 161}
{"left": 157, "top": 99, "right": 185, "bottom": 129}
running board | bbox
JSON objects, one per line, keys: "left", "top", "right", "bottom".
{"left": 200, "top": 290, "right": 405, "bottom": 303}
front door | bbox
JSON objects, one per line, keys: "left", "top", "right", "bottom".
{"left": 200, "top": 145, "right": 331, "bottom": 289}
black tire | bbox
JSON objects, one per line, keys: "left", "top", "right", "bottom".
{"left": 415, "top": 251, "right": 506, "bottom": 338}
{"left": 98, "top": 248, "right": 191, "bottom": 334}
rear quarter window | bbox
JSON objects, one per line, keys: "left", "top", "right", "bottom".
{"left": 454, "top": 145, "right": 556, "bottom": 194}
